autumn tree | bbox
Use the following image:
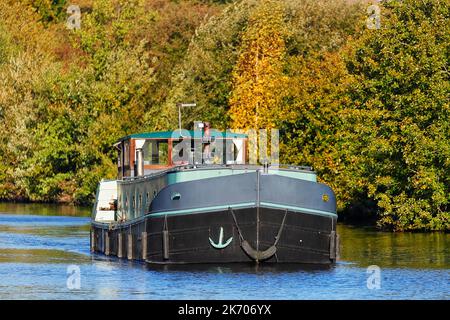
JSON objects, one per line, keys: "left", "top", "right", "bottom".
{"left": 0, "top": 1, "right": 59, "bottom": 200}
{"left": 0, "top": 0, "right": 224, "bottom": 204}
{"left": 228, "top": 0, "right": 289, "bottom": 130}
{"left": 277, "top": 0, "right": 365, "bottom": 212}
{"left": 165, "top": 0, "right": 363, "bottom": 131}
{"left": 159, "top": 0, "right": 258, "bottom": 130}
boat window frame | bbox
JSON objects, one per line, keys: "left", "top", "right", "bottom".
{"left": 142, "top": 139, "right": 170, "bottom": 167}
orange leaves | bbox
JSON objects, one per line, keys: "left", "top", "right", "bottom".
{"left": 228, "top": 0, "right": 289, "bottom": 130}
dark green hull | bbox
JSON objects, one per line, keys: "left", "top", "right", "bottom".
{"left": 91, "top": 205, "right": 338, "bottom": 264}
{"left": 91, "top": 167, "right": 338, "bottom": 264}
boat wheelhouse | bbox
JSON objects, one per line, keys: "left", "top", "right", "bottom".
{"left": 114, "top": 125, "right": 248, "bottom": 178}
{"left": 91, "top": 122, "right": 338, "bottom": 264}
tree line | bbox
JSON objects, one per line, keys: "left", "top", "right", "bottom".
{"left": 0, "top": 0, "right": 448, "bottom": 231}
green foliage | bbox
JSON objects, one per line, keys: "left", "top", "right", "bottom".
{"left": 0, "top": 0, "right": 448, "bottom": 231}
{"left": 159, "top": 0, "right": 257, "bottom": 130}
{"left": 166, "top": 0, "right": 364, "bottom": 129}
{"left": 339, "top": 0, "right": 449, "bottom": 231}
{"left": 28, "top": 0, "right": 68, "bottom": 24}
{"left": 21, "top": 0, "right": 158, "bottom": 204}
{"left": 0, "top": 1, "right": 60, "bottom": 200}
{"left": 278, "top": 0, "right": 449, "bottom": 231}
{"left": 0, "top": 0, "right": 219, "bottom": 204}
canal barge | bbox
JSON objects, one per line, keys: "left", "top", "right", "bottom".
{"left": 91, "top": 123, "right": 339, "bottom": 264}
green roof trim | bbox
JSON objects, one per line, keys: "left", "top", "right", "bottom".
{"left": 118, "top": 130, "right": 248, "bottom": 142}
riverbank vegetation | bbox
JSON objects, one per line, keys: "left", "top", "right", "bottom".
{"left": 0, "top": 0, "right": 448, "bottom": 231}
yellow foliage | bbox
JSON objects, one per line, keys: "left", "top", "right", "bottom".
{"left": 228, "top": 0, "right": 289, "bottom": 130}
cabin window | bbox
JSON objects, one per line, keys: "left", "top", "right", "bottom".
{"left": 117, "top": 149, "right": 122, "bottom": 168}
{"left": 124, "top": 141, "right": 130, "bottom": 166}
{"left": 172, "top": 139, "right": 193, "bottom": 164}
{"left": 225, "top": 139, "right": 244, "bottom": 164}
{"left": 172, "top": 140, "right": 184, "bottom": 158}
{"left": 143, "top": 140, "right": 169, "bottom": 166}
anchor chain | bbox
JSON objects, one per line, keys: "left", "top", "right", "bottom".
{"left": 229, "top": 207, "right": 288, "bottom": 261}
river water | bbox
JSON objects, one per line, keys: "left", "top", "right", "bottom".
{"left": 0, "top": 202, "right": 448, "bottom": 300}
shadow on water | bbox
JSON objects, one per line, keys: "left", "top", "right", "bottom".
{"left": 143, "top": 262, "right": 333, "bottom": 274}
{"left": 89, "top": 249, "right": 334, "bottom": 273}
{"left": 0, "top": 203, "right": 449, "bottom": 299}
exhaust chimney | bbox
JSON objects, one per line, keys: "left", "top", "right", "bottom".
{"left": 136, "top": 148, "right": 144, "bottom": 176}
{"left": 135, "top": 139, "right": 146, "bottom": 177}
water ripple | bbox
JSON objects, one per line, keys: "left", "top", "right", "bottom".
{"left": 0, "top": 208, "right": 448, "bottom": 300}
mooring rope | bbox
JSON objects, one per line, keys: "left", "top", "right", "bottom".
{"left": 273, "top": 209, "right": 288, "bottom": 247}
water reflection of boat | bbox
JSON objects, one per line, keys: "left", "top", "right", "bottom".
{"left": 91, "top": 122, "right": 338, "bottom": 264}
{"left": 144, "top": 262, "right": 333, "bottom": 273}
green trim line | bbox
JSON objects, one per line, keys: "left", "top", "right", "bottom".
{"left": 259, "top": 202, "right": 337, "bottom": 218}
{"left": 150, "top": 202, "right": 256, "bottom": 217}
{"left": 93, "top": 201, "right": 336, "bottom": 227}
{"left": 149, "top": 201, "right": 336, "bottom": 218}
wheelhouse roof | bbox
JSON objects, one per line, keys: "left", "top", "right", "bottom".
{"left": 117, "top": 130, "right": 248, "bottom": 142}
